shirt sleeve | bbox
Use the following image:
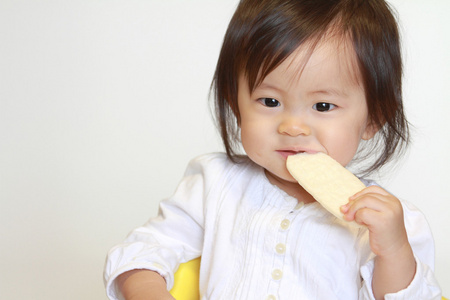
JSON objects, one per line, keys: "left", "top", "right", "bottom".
{"left": 359, "top": 200, "right": 442, "bottom": 299}
{"left": 103, "top": 154, "right": 221, "bottom": 300}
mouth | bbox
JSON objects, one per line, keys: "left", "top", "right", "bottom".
{"left": 277, "top": 150, "right": 309, "bottom": 159}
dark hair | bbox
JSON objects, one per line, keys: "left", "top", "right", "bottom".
{"left": 211, "top": 0, "right": 409, "bottom": 175}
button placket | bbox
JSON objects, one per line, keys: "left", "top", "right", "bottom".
{"left": 276, "top": 217, "right": 289, "bottom": 260}
{"left": 267, "top": 210, "right": 292, "bottom": 295}
{"left": 267, "top": 202, "right": 304, "bottom": 298}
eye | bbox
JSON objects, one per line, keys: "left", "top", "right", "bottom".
{"left": 259, "top": 98, "right": 280, "bottom": 108}
{"left": 313, "top": 102, "right": 336, "bottom": 112}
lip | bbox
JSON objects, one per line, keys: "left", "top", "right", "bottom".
{"left": 276, "top": 148, "right": 319, "bottom": 159}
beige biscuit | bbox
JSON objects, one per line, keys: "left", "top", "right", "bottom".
{"left": 286, "top": 152, "right": 366, "bottom": 222}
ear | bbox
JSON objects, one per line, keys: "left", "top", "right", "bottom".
{"left": 362, "top": 120, "right": 380, "bottom": 141}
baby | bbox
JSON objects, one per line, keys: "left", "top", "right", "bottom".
{"left": 104, "top": 0, "right": 442, "bottom": 299}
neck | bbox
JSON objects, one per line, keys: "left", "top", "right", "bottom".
{"left": 264, "top": 169, "right": 316, "bottom": 204}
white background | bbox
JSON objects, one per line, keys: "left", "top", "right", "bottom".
{"left": 0, "top": 0, "right": 448, "bottom": 299}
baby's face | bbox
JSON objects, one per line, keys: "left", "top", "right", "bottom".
{"left": 237, "top": 36, "right": 376, "bottom": 190}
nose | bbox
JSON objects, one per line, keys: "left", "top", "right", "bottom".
{"left": 278, "top": 116, "right": 311, "bottom": 136}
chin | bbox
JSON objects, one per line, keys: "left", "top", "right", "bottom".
{"left": 265, "top": 168, "right": 296, "bottom": 184}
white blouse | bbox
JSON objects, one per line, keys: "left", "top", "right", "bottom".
{"left": 104, "top": 153, "right": 441, "bottom": 299}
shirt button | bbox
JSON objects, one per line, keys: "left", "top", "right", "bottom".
{"left": 266, "top": 295, "right": 276, "bottom": 300}
{"left": 280, "top": 219, "right": 290, "bottom": 230}
{"left": 272, "top": 269, "right": 283, "bottom": 280}
{"left": 295, "top": 201, "right": 304, "bottom": 210}
{"left": 275, "top": 243, "right": 286, "bottom": 254}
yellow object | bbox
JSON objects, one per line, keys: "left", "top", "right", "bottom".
{"left": 169, "top": 258, "right": 447, "bottom": 300}
{"left": 169, "top": 257, "right": 201, "bottom": 300}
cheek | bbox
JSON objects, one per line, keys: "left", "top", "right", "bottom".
{"left": 240, "top": 122, "right": 258, "bottom": 151}
{"left": 322, "top": 123, "right": 365, "bottom": 166}
{"left": 240, "top": 120, "right": 268, "bottom": 159}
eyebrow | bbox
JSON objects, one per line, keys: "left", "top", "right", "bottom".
{"left": 308, "top": 88, "right": 348, "bottom": 98}
{"left": 257, "top": 82, "right": 348, "bottom": 98}
{"left": 254, "top": 82, "right": 284, "bottom": 93}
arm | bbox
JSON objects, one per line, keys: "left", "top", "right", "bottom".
{"left": 116, "top": 270, "right": 175, "bottom": 300}
{"left": 341, "top": 186, "right": 416, "bottom": 299}
{"left": 371, "top": 239, "right": 416, "bottom": 299}
{"left": 104, "top": 154, "right": 222, "bottom": 299}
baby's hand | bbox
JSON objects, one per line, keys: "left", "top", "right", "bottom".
{"left": 341, "top": 186, "right": 417, "bottom": 298}
{"left": 340, "top": 186, "right": 410, "bottom": 257}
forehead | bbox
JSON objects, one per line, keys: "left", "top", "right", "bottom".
{"left": 260, "top": 35, "right": 363, "bottom": 91}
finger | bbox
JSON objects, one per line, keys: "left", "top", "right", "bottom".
{"left": 349, "top": 185, "right": 391, "bottom": 201}
{"left": 340, "top": 198, "right": 354, "bottom": 213}
{"left": 353, "top": 207, "right": 382, "bottom": 227}
{"left": 343, "top": 194, "right": 389, "bottom": 221}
